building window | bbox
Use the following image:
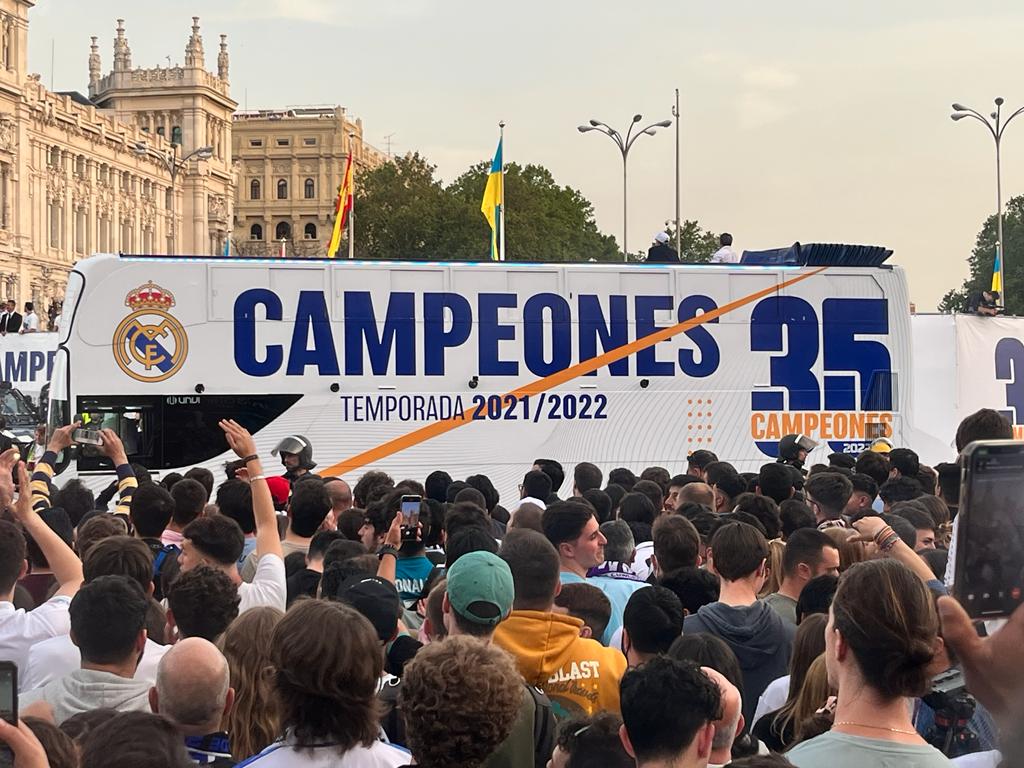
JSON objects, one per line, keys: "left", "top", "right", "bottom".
{"left": 171, "top": 126, "right": 183, "bottom": 145}
{"left": 275, "top": 221, "right": 291, "bottom": 240}
{"left": 156, "top": 126, "right": 166, "bottom": 137}
{"left": 250, "top": 179, "right": 261, "bottom": 200}
{"left": 75, "top": 210, "right": 86, "bottom": 254}
{"left": 250, "top": 223, "right": 263, "bottom": 241}
{"left": 303, "top": 137, "right": 316, "bottom": 146}
{"left": 49, "top": 203, "right": 61, "bottom": 249}
{"left": 165, "top": 187, "right": 173, "bottom": 209}
{"left": 276, "top": 138, "right": 290, "bottom": 147}
{"left": 48, "top": 146, "right": 60, "bottom": 168}
{"left": 304, "top": 178, "right": 315, "bottom": 199}
{"left": 277, "top": 179, "right": 287, "bottom": 200}
{"left": 249, "top": 138, "right": 263, "bottom": 147}
{"left": 304, "top": 223, "right": 317, "bottom": 240}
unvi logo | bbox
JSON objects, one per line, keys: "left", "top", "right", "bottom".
{"left": 112, "top": 282, "right": 188, "bottom": 383}
{"left": 995, "top": 337, "right": 1024, "bottom": 438}
{"left": 749, "top": 297, "right": 894, "bottom": 456}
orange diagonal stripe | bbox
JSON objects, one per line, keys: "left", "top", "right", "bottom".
{"left": 320, "top": 267, "right": 827, "bottom": 477}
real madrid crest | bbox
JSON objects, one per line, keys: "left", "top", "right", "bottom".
{"left": 112, "top": 281, "right": 189, "bottom": 382}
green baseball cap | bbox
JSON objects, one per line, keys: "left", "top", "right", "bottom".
{"left": 446, "top": 551, "right": 514, "bottom": 626}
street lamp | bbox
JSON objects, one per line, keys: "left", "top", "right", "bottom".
{"left": 578, "top": 113, "right": 673, "bottom": 261}
{"left": 134, "top": 141, "right": 214, "bottom": 253}
{"left": 951, "top": 98, "right": 1024, "bottom": 303}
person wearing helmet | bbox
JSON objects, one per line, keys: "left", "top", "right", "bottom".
{"left": 776, "top": 434, "right": 818, "bottom": 473}
{"left": 272, "top": 434, "right": 317, "bottom": 484}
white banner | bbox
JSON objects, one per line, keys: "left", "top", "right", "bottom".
{"left": 954, "top": 315, "right": 1024, "bottom": 440}
{"left": 0, "top": 333, "right": 59, "bottom": 399}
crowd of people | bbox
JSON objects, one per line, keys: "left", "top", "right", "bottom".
{"left": 0, "top": 408, "right": 1023, "bottom": 768}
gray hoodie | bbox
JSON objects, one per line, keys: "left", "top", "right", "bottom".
{"left": 19, "top": 669, "right": 151, "bottom": 725}
{"left": 683, "top": 601, "right": 796, "bottom": 727}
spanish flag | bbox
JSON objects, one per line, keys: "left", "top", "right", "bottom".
{"left": 992, "top": 242, "right": 1003, "bottom": 293}
{"left": 327, "top": 156, "right": 354, "bottom": 258}
{"left": 480, "top": 138, "right": 503, "bottom": 261}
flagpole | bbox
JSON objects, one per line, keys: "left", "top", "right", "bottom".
{"left": 498, "top": 121, "right": 506, "bottom": 262}
{"left": 348, "top": 132, "right": 356, "bottom": 260}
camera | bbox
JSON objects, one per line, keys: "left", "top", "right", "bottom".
{"left": 921, "top": 668, "right": 980, "bottom": 758}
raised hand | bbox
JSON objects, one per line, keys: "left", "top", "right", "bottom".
{"left": 219, "top": 419, "right": 258, "bottom": 460}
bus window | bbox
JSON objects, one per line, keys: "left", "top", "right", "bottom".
{"left": 75, "top": 394, "right": 302, "bottom": 472}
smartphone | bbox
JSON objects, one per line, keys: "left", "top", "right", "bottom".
{"left": 953, "top": 440, "right": 1024, "bottom": 619}
{"left": 0, "top": 661, "right": 16, "bottom": 767}
{"left": 72, "top": 428, "right": 103, "bottom": 446}
{"left": 400, "top": 495, "right": 421, "bottom": 542}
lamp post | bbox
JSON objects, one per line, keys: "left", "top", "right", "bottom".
{"left": 673, "top": 88, "right": 681, "bottom": 258}
{"left": 134, "top": 141, "right": 214, "bottom": 253}
{"left": 578, "top": 114, "right": 672, "bottom": 261}
{"left": 951, "top": 98, "right": 1024, "bottom": 302}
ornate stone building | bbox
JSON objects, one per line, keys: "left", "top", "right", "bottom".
{"left": 0, "top": 0, "right": 235, "bottom": 311}
{"left": 231, "top": 107, "right": 387, "bottom": 257}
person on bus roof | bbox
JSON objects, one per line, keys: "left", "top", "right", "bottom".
{"left": 646, "top": 232, "right": 679, "bottom": 264}
{"left": 777, "top": 434, "right": 817, "bottom": 474}
{"left": 272, "top": 434, "right": 316, "bottom": 484}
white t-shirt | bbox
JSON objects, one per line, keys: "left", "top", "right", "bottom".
{"left": 0, "top": 596, "right": 71, "bottom": 673}
{"left": 752, "top": 674, "right": 790, "bottom": 724}
{"left": 20, "top": 633, "right": 169, "bottom": 692}
{"left": 21, "top": 312, "right": 39, "bottom": 332}
{"left": 710, "top": 246, "right": 739, "bottom": 264}
{"left": 238, "top": 736, "right": 408, "bottom": 767}
{"left": 238, "top": 553, "right": 287, "bottom": 613}
{"left": 632, "top": 541, "right": 655, "bottom": 581}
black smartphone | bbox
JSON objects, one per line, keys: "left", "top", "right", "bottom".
{"left": 0, "top": 661, "right": 17, "bottom": 767}
{"left": 953, "top": 440, "right": 1024, "bottom": 619}
{"left": 400, "top": 495, "right": 421, "bottom": 542}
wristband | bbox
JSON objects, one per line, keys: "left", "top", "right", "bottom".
{"left": 242, "top": 454, "right": 259, "bottom": 464}
{"left": 248, "top": 475, "right": 266, "bottom": 483}
{"left": 378, "top": 545, "right": 399, "bottom": 561}
{"left": 878, "top": 532, "right": 901, "bottom": 552}
{"left": 872, "top": 525, "right": 895, "bottom": 545}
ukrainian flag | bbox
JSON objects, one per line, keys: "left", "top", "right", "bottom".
{"left": 993, "top": 243, "right": 1003, "bottom": 293}
{"left": 481, "top": 139, "right": 503, "bottom": 261}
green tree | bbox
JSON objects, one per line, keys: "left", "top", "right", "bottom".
{"left": 447, "top": 162, "right": 620, "bottom": 261}
{"left": 662, "top": 221, "right": 722, "bottom": 263}
{"left": 941, "top": 194, "right": 1024, "bottom": 313}
{"left": 351, "top": 152, "right": 455, "bottom": 261}
{"left": 351, "top": 152, "right": 718, "bottom": 264}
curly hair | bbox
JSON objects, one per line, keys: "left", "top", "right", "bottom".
{"left": 400, "top": 637, "right": 523, "bottom": 768}
{"left": 269, "top": 600, "right": 382, "bottom": 751}
{"left": 220, "top": 607, "right": 284, "bottom": 761}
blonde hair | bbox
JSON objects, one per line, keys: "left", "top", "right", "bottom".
{"left": 220, "top": 607, "right": 283, "bottom": 760}
{"left": 822, "top": 526, "right": 866, "bottom": 572}
{"left": 772, "top": 653, "right": 833, "bottom": 742}
{"left": 758, "top": 538, "right": 786, "bottom": 598}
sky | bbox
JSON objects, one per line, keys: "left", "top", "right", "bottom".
{"left": 26, "top": 0, "right": 1024, "bottom": 310}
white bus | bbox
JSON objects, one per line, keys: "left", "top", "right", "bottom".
{"left": 49, "top": 252, "right": 931, "bottom": 497}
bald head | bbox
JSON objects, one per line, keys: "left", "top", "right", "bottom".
{"left": 326, "top": 479, "right": 353, "bottom": 512}
{"left": 677, "top": 482, "right": 714, "bottom": 510}
{"left": 152, "top": 637, "right": 232, "bottom": 734}
{"left": 702, "top": 666, "right": 742, "bottom": 755}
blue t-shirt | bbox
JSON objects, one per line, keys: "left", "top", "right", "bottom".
{"left": 560, "top": 570, "right": 649, "bottom": 646}
{"left": 394, "top": 555, "right": 436, "bottom": 607}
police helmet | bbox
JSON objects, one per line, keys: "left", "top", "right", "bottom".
{"left": 778, "top": 433, "right": 818, "bottom": 461}
{"left": 272, "top": 434, "right": 316, "bottom": 470}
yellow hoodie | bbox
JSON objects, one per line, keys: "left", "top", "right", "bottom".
{"left": 493, "top": 609, "right": 627, "bottom": 719}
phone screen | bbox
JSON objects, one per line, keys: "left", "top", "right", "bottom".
{"left": 955, "top": 441, "right": 1024, "bottom": 618}
{"left": 401, "top": 496, "right": 421, "bottom": 527}
{"left": 0, "top": 663, "right": 17, "bottom": 725}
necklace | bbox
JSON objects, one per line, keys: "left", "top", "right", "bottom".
{"left": 834, "top": 722, "right": 919, "bottom": 736}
